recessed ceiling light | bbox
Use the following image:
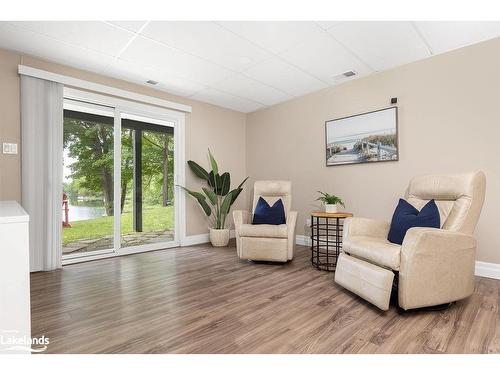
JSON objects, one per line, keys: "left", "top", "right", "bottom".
{"left": 146, "top": 80, "right": 159, "bottom": 85}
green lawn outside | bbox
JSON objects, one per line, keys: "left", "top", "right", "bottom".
{"left": 63, "top": 205, "right": 174, "bottom": 245}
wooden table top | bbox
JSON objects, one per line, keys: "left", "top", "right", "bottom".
{"left": 310, "top": 211, "right": 353, "bottom": 218}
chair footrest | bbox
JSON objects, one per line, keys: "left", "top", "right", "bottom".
{"left": 240, "top": 237, "right": 289, "bottom": 262}
{"left": 334, "top": 253, "right": 394, "bottom": 311}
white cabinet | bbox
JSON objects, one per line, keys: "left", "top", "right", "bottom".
{"left": 0, "top": 201, "right": 31, "bottom": 354}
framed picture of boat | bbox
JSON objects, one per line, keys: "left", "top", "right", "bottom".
{"left": 325, "top": 106, "right": 398, "bottom": 166}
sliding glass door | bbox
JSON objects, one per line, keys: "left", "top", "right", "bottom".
{"left": 62, "top": 101, "right": 116, "bottom": 258}
{"left": 120, "top": 113, "right": 175, "bottom": 250}
{"left": 61, "top": 97, "right": 179, "bottom": 262}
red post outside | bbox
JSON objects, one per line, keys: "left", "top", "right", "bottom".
{"left": 62, "top": 192, "right": 71, "bottom": 228}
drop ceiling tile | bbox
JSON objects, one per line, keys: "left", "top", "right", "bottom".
{"left": 141, "top": 21, "right": 271, "bottom": 72}
{"left": 243, "top": 57, "right": 327, "bottom": 97}
{"left": 106, "top": 21, "right": 148, "bottom": 33}
{"left": 215, "top": 73, "right": 292, "bottom": 106}
{"left": 101, "top": 58, "right": 151, "bottom": 83}
{"left": 328, "top": 21, "right": 431, "bottom": 71}
{"left": 155, "top": 80, "right": 206, "bottom": 98}
{"left": 191, "top": 87, "right": 264, "bottom": 113}
{"left": 9, "top": 21, "right": 133, "bottom": 56}
{"left": 104, "top": 59, "right": 207, "bottom": 97}
{"left": 0, "top": 22, "right": 115, "bottom": 73}
{"left": 120, "top": 36, "right": 233, "bottom": 86}
{"left": 414, "top": 21, "right": 500, "bottom": 54}
{"left": 153, "top": 73, "right": 207, "bottom": 98}
{"left": 280, "top": 29, "right": 371, "bottom": 84}
{"left": 218, "top": 21, "right": 324, "bottom": 54}
{"left": 316, "top": 21, "right": 343, "bottom": 30}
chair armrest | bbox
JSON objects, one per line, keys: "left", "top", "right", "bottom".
{"left": 233, "top": 210, "right": 251, "bottom": 231}
{"left": 399, "top": 227, "right": 476, "bottom": 309}
{"left": 402, "top": 227, "right": 476, "bottom": 256}
{"left": 343, "top": 217, "right": 390, "bottom": 241}
{"left": 286, "top": 211, "right": 298, "bottom": 260}
{"left": 233, "top": 210, "right": 251, "bottom": 257}
{"left": 286, "top": 211, "right": 298, "bottom": 234}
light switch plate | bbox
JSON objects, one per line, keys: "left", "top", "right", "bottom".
{"left": 3, "top": 142, "right": 18, "bottom": 155}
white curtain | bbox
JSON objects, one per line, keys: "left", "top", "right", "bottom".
{"left": 21, "top": 76, "right": 63, "bottom": 272}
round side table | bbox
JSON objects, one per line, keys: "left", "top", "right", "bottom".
{"left": 310, "top": 211, "right": 353, "bottom": 271}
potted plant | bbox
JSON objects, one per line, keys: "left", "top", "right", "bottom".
{"left": 179, "top": 149, "right": 248, "bottom": 247}
{"left": 316, "top": 191, "right": 345, "bottom": 213}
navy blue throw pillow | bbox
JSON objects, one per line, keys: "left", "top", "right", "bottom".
{"left": 387, "top": 199, "right": 440, "bottom": 245}
{"left": 252, "top": 197, "right": 286, "bottom": 225}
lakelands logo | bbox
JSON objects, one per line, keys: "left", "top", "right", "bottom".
{"left": 0, "top": 330, "right": 49, "bottom": 353}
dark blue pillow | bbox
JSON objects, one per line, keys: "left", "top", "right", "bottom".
{"left": 252, "top": 197, "right": 286, "bottom": 225}
{"left": 387, "top": 199, "right": 440, "bottom": 245}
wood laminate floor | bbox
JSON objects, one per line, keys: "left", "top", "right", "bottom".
{"left": 30, "top": 243, "right": 500, "bottom": 354}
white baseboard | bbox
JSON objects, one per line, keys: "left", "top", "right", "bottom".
{"left": 297, "top": 235, "right": 500, "bottom": 280}
{"left": 181, "top": 233, "right": 210, "bottom": 246}
{"left": 181, "top": 230, "right": 236, "bottom": 247}
{"left": 475, "top": 261, "right": 500, "bottom": 280}
{"left": 296, "top": 235, "right": 310, "bottom": 246}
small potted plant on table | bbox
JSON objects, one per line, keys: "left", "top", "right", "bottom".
{"left": 179, "top": 149, "right": 248, "bottom": 247}
{"left": 316, "top": 191, "right": 345, "bottom": 213}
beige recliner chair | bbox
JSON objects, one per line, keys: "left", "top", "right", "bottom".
{"left": 233, "top": 181, "right": 297, "bottom": 262}
{"left": 335, "top": 171, "right": 486, "bottom": 311}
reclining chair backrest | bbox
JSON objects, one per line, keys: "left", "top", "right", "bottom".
{"left": 252, "top": 181, "right": 292, "bottom": 219}
{"left": 405, "top": 171, "right": 486, "bottom": 234}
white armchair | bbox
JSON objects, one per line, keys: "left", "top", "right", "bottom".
{"left": 334, "top": 171, "right": 486, "bottom": 311}
{"left": 233, "top": 181, "right": 297, "bottom": 262}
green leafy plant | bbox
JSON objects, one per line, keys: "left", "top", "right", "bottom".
{"left": 316, "top": 191, "right": 345, "bottom": 206}
{"left": 179, "top": 149, "right": 248, "bottom": 229}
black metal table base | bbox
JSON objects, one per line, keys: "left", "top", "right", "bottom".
{"left": 310, "top": 216, "right": 344, "bottom": 272}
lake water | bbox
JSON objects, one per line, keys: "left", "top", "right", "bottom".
{"left": 67, "top": 205, "right": 106, "bottom": 222}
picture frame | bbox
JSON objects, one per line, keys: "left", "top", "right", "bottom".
{"left": 325, "top": 106, "right": 399, "bottom": 166}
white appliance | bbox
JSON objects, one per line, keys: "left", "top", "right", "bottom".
{"left": 0, "top": 201, "right": 31, "bottom": 354}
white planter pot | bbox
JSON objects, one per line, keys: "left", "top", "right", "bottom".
{"left": 209, "top": 228, "right": 230, "bottom": 247}
{"left": 325, "top": 203, "right": 338, "bottom": 213}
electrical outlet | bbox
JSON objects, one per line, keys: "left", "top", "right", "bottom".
{"left": 306, "top": 218, "right": 311, "bottom": 227}
{"left": 2, "top": 143, "right": 18, "bottom": 155}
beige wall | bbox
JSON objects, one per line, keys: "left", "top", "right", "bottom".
{"left": 246, "top": 37, "right": 500, "bottom": 264}
{"left": 0, "top": 49, "right": 21, "bottom": 200}
{"left": 0, "top": 48, "right": 247, "bottom": 236}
